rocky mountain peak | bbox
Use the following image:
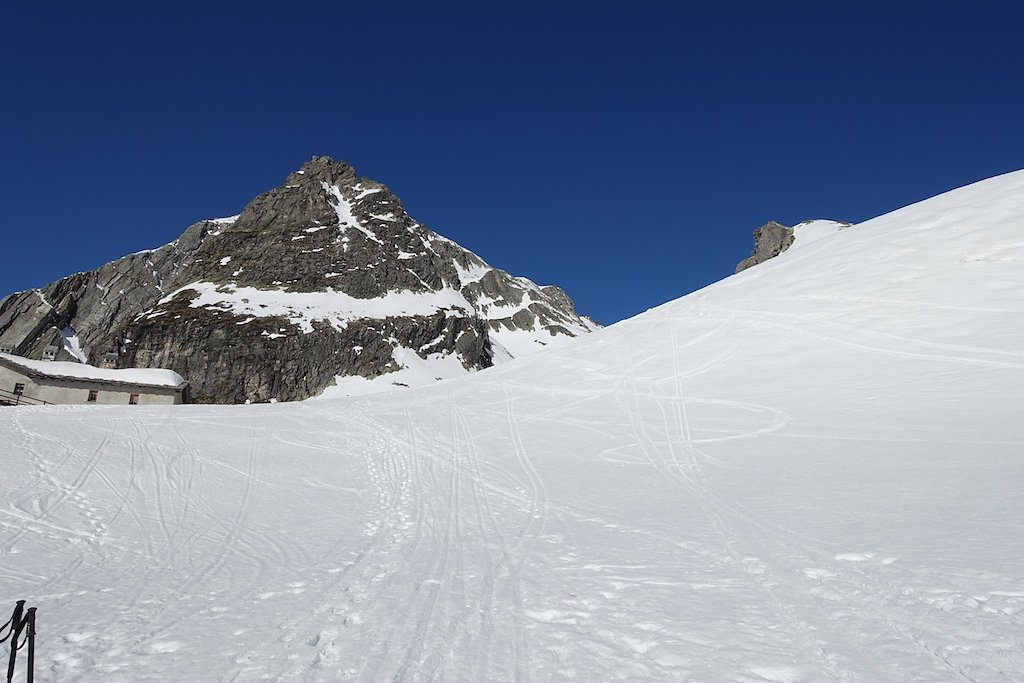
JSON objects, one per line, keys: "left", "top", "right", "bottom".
{"left": 0, "top": 157, "right": 599, "bottom": 403}
{"left": 200, "top": 157, "right": 456, "bottom": 299}
{"left": 233, "top": 156, "right": 356, "bottom": 232}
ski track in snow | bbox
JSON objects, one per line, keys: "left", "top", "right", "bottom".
{"left": 3, "top": 328, "right": 1023, "bottom": 681}
{"left": 3, "top": 170, "right": 1024, "bottom": 680}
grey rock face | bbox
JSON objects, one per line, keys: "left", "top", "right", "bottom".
{"left": 0, "top": 222, "right": 219, "bottom": 361}
{"left": 0, "top": 291, "right": 56, "bottom": 356}
{"left": 0, "top": 156, "right": 596, "bottom": 403}
{"left": 735, "top": 221, "right": 795, "bottom": 273}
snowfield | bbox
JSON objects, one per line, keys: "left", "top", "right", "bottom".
{"left": 2, "top": 170, "right": 1024, "bottom": 681}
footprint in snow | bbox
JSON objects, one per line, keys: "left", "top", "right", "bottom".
{"left": 834, "top": 552, "right": 875, "bottom": 562}
{"left": 833, "top": 552, "right": 898, "bottom": 564}
{"left": 313, "top": 630, "right": 339, "bottom": 666}
{"left": 802, "top": 568, "right": 838, "bottom": 580}
{"left": 141, "top": 640, "right": 182, "bottom": 654}
{"left": 749, "top": 665, "right": 806, "bottom": 682}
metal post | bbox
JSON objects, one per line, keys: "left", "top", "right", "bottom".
{"left": 22, "top": 609, "right": 33, "bottom": 683}
{"left": 3, "top": 601, "right": 24, "bottom": 683}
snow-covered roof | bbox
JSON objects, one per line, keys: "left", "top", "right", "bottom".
{"left": 0, "top": 353, "right": 186, "bottom": 389}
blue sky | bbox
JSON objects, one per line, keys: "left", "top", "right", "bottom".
{"left": 2, "top": 1, "right": 1022, "bottom": 324}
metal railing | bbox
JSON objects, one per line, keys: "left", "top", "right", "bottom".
{"left": 1, "top": 601, "right": 35, "bottom": 683}
{"left": 0, "top": 390, "right": 48, "bottom": 407}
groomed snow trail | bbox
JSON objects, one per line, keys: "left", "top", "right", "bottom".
{"left": 2, "top": 170, "right": 1024, "bottom": 681}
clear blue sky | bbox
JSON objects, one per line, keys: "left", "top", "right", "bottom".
{"left": 2, "top": 1, "right": 1022, "bottom": 324}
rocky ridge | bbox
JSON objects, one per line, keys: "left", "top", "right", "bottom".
{"left": 734, "top": 219, "right": 854, "bottom": 273}
{"left": 0, "top": 157, "right": 597, "bottom": 403}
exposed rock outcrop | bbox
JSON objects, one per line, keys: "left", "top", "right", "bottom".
{"left": 735, "top": 220, "right": 795, "bottom": 273}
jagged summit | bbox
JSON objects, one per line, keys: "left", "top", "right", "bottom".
{"left": 172, "top": 156, "right": 455, "bottom": 297}
{"left": 0, "top": 157, "right": 598, "bottom": 403}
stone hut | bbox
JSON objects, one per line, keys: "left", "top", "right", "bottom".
{"left": 0, "top": 353, "right": 188, "bottom": 406}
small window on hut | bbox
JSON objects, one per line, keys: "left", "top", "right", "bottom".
{"left": 87, "top": 390, "right": 99, "bottom": 403}
{"left": 14, "top": 383, "right": 25, "bottom": 395}
{"left": 129, "top": 393, "right": 139, "bottom": 405}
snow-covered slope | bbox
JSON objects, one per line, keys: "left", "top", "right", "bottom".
{"left": 2, "top": 170, "right": 1023, "bottom": 681}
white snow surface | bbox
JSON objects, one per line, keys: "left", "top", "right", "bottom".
{"left": 59, "top": 325, "right": 89, "bottom": 363}
{"left": 487, "top": 308, "right": 600, "bottom": 360}
{"left": 314, "top": 347, "right": 475, "bottom": 399}
{"left": 3, "top": 170, "right": 1024, "bottom": 681}
{"left": 163, "top": 282, "right": 475, "bottom": 334}
{"left": 0, "top": 353, "right": 185, "bottom": 388}
{"left": 324, "top": 182, "right": 383, "bottom": 245}
{"left": 488, "top": 326, "right": 579, "bottom": 359}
